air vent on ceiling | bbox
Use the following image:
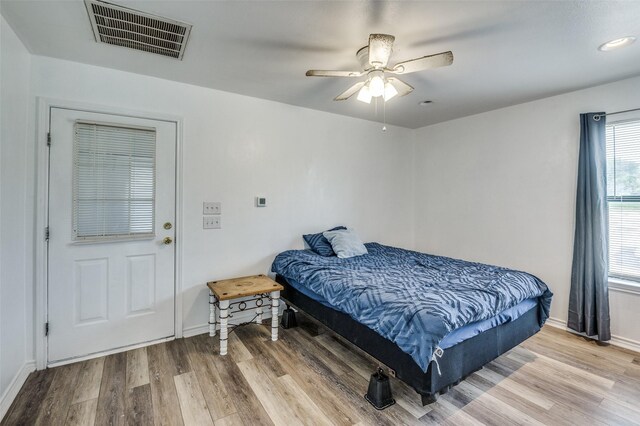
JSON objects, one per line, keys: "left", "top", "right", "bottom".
{"left": 85, "top": 0, "right": 192, "bottom": 60}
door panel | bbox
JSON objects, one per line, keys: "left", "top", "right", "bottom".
{"left": 74, "top": 258, "right": 109, "bottom": 324}
{"left": 126, "top": 254, "right": 156, "bottom": 316}
{"left": 48, "top": 108, "right": 176, "bottom": 363}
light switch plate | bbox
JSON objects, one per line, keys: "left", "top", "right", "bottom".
{"left": 203, "top": 202, "right": 221, "bottom": 215}
{"left": 203, "top": 216, "right": 221, "bottom": 229}
{"left": 256, "top": 197, "right": 267, "bottom": 207}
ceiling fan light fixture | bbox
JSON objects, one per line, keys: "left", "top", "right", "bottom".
{"left": 369, "top": 72, "right": 385, "bottom": 97}
{"left": 383, "top": 82, "right": 398, "bottom": 101}
{"left": 357, "top": 85, "right": 372, "bottom": 103}
{"left": 305, "top": 33, "right": 453, "bottom": 106}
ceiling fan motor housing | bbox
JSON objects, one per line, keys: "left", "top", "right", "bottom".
{"left": 305, "top": 33, "right": 453, "bottom": 103}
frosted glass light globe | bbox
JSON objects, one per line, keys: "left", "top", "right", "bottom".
{"left": 369, "top": 75, "right": 385, "bottom": 97}
{"left": 383, "top": 82, "right": 398, "bottom": 101}
{"left": 357, "top": 85, "right": 372, "bottom": 103}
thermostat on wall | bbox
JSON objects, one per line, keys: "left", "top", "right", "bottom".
{"left": 256, "top": 196, "right": 267, "bottom": 207}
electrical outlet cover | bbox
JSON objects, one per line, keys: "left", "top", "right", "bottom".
{"left": 203, "top": 216, "right": 221, "bottom": 229}
{"left": 203, "top": 202, "right": 221, "bottom": 215}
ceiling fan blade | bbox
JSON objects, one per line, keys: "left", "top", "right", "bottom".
{"left": 334, "top": 81, "right": 366, "bottom": 101}
{"left": 390, "top": 51, "right": 453, "bottom": 74}
{"left": 306, "top": 70, "right": 364, "bottom": 77}
{"left": 387, "top": 77, "right": 414, "bottom": 96}
{"left": 368, "top": 34, "right": 395, "bottom": 68}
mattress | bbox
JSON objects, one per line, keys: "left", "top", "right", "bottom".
{"left": 285, "top": 275, "right": 538, "bottom": 349}
{"left": 271, "top": 243, "right": 552, "bottom": 371}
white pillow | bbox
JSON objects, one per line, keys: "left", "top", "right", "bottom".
{"left": 322, "top": 229, "right": 368, "bottom": 259}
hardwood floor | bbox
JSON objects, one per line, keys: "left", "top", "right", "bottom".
{"left": 3, "top": 313, "right": 640, "bottom": 425}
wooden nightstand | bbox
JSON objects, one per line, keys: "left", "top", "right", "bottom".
{"left": 206, "top": 274, "right": 284, "bottom": 355}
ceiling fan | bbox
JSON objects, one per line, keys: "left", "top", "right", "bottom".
{"left": 306, "top": 34, "right": 453, "bottom": 103}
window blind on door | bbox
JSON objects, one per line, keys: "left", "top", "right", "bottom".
{"left": 73, "top": 122, "right": 156, "bottom": 240}
{"left": 606, "top": 120, "right": 640, "bottom": 282}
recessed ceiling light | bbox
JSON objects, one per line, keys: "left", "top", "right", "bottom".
{"left": 419, "top": 100, "right": 433, "bottom": 106}
{"left": 598, "top": 36, "right": 636, "bottom": 51}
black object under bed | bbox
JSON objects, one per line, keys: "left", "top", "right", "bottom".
{"left": 275, "top": 274, "right": 542, "bottom": 405}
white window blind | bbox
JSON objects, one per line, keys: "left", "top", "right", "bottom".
{"left": 606, "top": 120, "right": 640, "bottom": 282}
{"left": 73, "top": 121, "right": 156, "bottom": 240}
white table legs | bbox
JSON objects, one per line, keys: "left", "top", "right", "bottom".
{"left": 271, "top": 290, "right": 280, "bottom": 341}
{"left": 255, "top": 299, "right": 263, "bottom": 324}
{"left": 219, "top": 299, "right": 230, "bottom": 356}
{"left": 212, "top": 291, "right": 280, "bottom": 355}
{"left": 208, "top": 290, "right": 216, "bottom": 337}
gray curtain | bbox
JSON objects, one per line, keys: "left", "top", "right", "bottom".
{"left": 568, "top": 112, "right": 611, "bottom": 341}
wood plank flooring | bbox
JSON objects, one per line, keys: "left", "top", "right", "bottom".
{"left": 3, "top": 313, "right": 640, "bottom": 425}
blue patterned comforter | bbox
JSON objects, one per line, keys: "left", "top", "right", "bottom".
{"left": 271, "top": 243, "right": 552, "bottom": 371}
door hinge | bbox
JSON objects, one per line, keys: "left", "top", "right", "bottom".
{"left": 45, "top": 226, "right": 50, "bottom": 241}
{"left": 47, "top": 132, "right": 51, "bottom": 146}
{"left": 45, "top": 322, "right": 49, "bottom": 336}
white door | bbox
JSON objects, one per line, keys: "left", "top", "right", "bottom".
{"left": 48, "top": 107, "right": 177, "bottom": 363}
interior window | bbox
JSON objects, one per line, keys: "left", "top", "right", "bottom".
{"left": 73, "top": 121, "right": 156, "bottom": 240}
{"left": 606, "top": 119, "right": 640, "bottom": 282}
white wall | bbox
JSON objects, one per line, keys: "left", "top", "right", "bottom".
{"left": 0, "top": 16, "right": 35, "bottom": 416}
{"left": 413, "top": 75, "right": 640, "bottom": 346}
{"left": 30, "top": 56, "right": 415, "bottom": 334}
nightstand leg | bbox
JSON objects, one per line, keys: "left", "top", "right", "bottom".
{"left": 270, "top": 291, "right": 280, "bottom": 341}
{"left": 255, "top": 299, "right": 263, "bottom": 324}
{"left": 209, "top": 291, "right": 216, "bottom": 337}
{"left": 219, "top": 300, "right": 230, "bottom": 355}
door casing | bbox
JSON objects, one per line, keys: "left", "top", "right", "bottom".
{"left": 35, "top": 97, "right": 184, "bottom": 368}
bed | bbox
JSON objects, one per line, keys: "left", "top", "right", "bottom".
{"left": 271, "top": 243, "right": 553, "bottom": 405}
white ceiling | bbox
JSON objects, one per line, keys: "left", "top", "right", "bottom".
{"left": 2, "top": 0, "right": 640, "bottom": 128}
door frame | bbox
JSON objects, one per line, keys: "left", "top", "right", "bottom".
{"left": 35, "top": 97, "right": 185, "bottom": 369}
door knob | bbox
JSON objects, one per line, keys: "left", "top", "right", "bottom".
{"left": 163, "top": 237, "right": 173, "bottom": 245}
{"left": 163, "top": 222, "right": 172, "bottom": 230}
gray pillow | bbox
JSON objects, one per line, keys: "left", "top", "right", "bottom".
{"left": 322, "top": 229, "right": 368, "bottom": 259}
{"left": 303, "top": 226, "right": 346, "bottom": 256}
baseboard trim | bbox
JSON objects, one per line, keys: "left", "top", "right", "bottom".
{"left": 545, "top": 317, "right": 567, "bottom": 329}
{"left": 182, "top": 324, "right": 210, "bottom": 338}
{"left": 545, "top": 316, "right": 640, "bottom": 353}
{"left": 0, "top": 361, "right": 36, "bottom": 421}
{"left": 607, "top": 334, "right": 640, "bottom": 353}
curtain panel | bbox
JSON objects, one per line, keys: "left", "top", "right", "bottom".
{"left": 568, "top": 112, "right": 611, "bottom": 342}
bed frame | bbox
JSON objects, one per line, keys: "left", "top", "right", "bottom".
{"left": 275, "top": 274, "right": 543, "bottom": 405}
